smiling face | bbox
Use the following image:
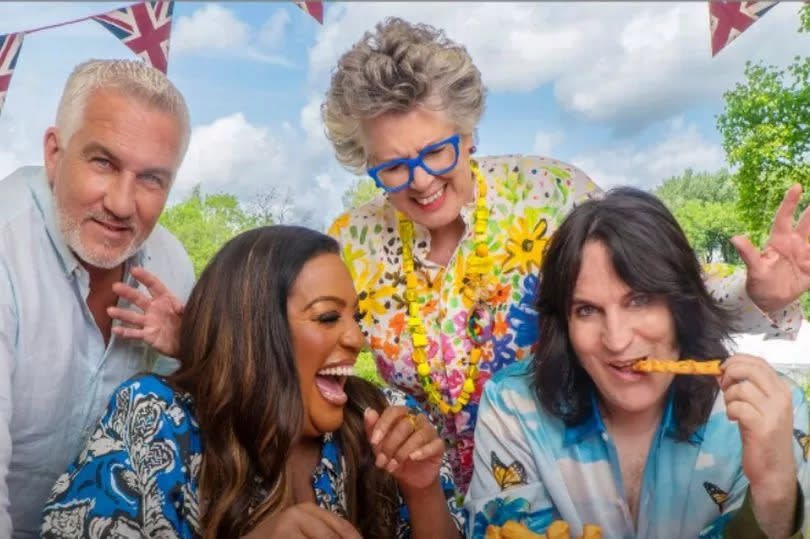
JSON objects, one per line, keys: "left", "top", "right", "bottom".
{"left": 568, "top": 240, "right": 679, "bottom": 419}
{"left": 43, "top": 89, "right": 184, "bottom": 270}
{"left": 360, "top": 106, "right": 474, "bottom": 232}
{"left": 287, "top": 253, "right": 365, "bottom": 437}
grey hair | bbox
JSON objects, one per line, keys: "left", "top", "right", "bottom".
{"left": 55, "top": 59, "right": 191, "bottom": 158}
{"left": 322, "top": 17, "right": 486, "bottom": 174}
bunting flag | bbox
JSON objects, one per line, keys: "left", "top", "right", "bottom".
{"left": 0, "top": 33, "right": 24, "bottom": 118}
{"left": 295, "top": 1, "right": 324, "bottom": 24}
{"left": 92, "top": 1, "right": 175, "bottom": 73}
{"left": 710, "top": 1, "right": 778, "bottom": 56}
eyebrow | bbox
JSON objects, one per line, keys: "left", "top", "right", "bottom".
{"left": 373, "top": 134, "right": 453, "bottom": 164}
{"left": 304, "top": 295, "right": 359, "bottom": 310}
{"left": 81, "top": 142, "right": 173, "bottom": 180}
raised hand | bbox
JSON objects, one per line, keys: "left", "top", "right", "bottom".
{"left": 365, "top": 406, "right": 445, "bottom": 491}
{"left": 732, "top": 184, "right": 810, "bottom": 313}
{"left": 108, "top": 267, "right": 184, "bottom": 358}
{"left": 720, "top": 354, "right": 798, "bottom": 537}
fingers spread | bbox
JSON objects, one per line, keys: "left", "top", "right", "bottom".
{"left": 111, "top": 282, "right": 151, "bottom": 312}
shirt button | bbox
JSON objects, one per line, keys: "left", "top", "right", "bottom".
{"left": 601, "top": 432, "right": 609, "bottom": 441}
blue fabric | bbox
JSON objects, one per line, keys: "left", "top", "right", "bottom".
{"left": 41, "top": 375, "right": 464, "bottom": 537}
{"left": 465, "top": 359, "right": 810, "bottom": 538}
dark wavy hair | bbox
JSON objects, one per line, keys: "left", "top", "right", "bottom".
{"left": 533, "top": 188, "right": 735, "bottom": 441}
{"left": 169, "top": 226, "right": 399, "bottom": 538}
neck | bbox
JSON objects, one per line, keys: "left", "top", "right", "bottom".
{"left": 82, "top": 261, "right": 125, "bottom": 286}
{"left": 599, "top": 397, "right": 666, "bottom": 439}
{"left": 427, "top": 217, "right": 465, "bottom": 266}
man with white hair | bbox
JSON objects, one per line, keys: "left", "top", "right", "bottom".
{"left": 0, "top": 59, "right": 195, "bottom": 537}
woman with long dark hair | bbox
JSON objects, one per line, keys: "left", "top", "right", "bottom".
{"left": 465, "top": 188, "right": 808, "bottom": 538}
{"left": 40, "top": 226, "right": 463, "bottom": 538}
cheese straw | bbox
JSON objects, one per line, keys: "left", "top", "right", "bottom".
{"left": 632, "top": 358, "right": 723, "bottom": 375}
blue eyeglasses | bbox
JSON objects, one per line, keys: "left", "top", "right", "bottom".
{"left": 367, "top": 133, "right": 461, "bottom": 193}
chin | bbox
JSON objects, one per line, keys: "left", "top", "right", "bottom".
{"left": 310, "top": 407, "right": 345, "bottom": 435}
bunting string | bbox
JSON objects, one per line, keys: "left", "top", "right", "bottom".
{"left": 0, "top": 0, "right": 323, "bottom": 119}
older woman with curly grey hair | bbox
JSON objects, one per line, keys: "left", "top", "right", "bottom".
{"left": 323, "top": 17, "right": 810, "bottom": 494}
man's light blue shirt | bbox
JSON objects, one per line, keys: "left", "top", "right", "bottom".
{"left": 0, "top": 166, "right": 195, "bottom": 538}
{"left": 465, "top": 359, "right": 810, "bottom": 538}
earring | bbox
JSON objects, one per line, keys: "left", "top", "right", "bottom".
{"left": 469, "top": 145, "right": 477, "bottom": 154}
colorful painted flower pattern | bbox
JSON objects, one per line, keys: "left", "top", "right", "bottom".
{"left": 328, "top": 154, "right": 803, "bottom": 494}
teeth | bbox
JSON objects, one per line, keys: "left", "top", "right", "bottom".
{"left": 317, "top": 365, "right": 355, "bottom": 377}
{"left": 415, "top": 186, "right": 444, "bottom": 205}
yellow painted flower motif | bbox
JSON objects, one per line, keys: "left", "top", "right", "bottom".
{"left": 502, "top": 216, "right": 549, "bottom": 275}
{"left": 327, "top": 212, "right": 350, "bottom": 237}
{"left": 355, "top": 261, "right": 397, "bottom": 321}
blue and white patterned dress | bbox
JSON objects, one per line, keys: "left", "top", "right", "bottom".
{"left": 40, "top": 375, "right": 464, "bottom": 538}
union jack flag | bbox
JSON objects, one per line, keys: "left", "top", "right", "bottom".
{"left": 93, "top": 1, "right": 174, "bottom": 73}
{"left": 0, "top": 32, "right": 24, "bottom": 118}
{"left": 710, "top": 1, "right": 778, "bottom": 56}
{"left": 295, "top": 1, "right": 324, "bottom": 25}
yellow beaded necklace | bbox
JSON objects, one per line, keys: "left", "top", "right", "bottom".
{"left": 397, "top": 160, "right": 493, "bottom": 415}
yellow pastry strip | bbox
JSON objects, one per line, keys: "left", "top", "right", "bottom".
{"left": 632, "top": 359, "right": 723, "bottom": 375}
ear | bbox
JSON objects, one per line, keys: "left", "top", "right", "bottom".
{"left": 42, "top": 127, "right": 62, "bottom": 187}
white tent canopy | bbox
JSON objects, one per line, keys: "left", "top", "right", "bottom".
{"left": 730, "top": 321, "right": 810, "bottom": 383}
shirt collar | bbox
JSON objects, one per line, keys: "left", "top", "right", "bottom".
{"left": 29, "top": 168, "right": 148, "bottom": 277}
{"left": 562, "top": 388, "right": 705, "bottom": 447}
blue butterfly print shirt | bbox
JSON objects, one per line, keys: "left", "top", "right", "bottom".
{"left": 464, "top": 359, "right": 810, "bottom": 538}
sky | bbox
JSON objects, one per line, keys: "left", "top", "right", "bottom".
{"left": 1, "top": 1, "right": 808, "bottom": 229}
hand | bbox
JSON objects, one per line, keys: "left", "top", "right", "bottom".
{"left": 107, "top": 267, "right": 184, "bottom": 358}
{"left": 732, "top": 184, "right": 810, "bottom": 313}
{"left": 720, "top": 355, "right": 797, "bottom": 534}
{"left": 244, "top": 502, "right": 361, "bottom": 539}
{"left": 365, "top": 406, "right": 445, "bottom": 492}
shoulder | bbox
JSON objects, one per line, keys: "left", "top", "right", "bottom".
{"left": 328, "top": 196, "right": 395, "bottom": 243}
{"left": 104, "top": 374, "right": 194, "bottom": 429}
{"left": 0, "top": 166, "right": 42, "bottom": 232}
{"left": 475, "top": 155, "right": 596, "bottom": 185}
{"left": 481, "top": 359, "right": 541, "bottom": 416}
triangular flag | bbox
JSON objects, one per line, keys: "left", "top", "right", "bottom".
{"left": 93, "top": 1, "right": 175, "bottom": 73}
{"left": 0, "top": 32, "right": 24, "bottom": 119}
{"left": 710, "top": 1, "right": 778, "bottom": 56}
{"left": 295, "top": 1, "right": 324, "bottom": 25}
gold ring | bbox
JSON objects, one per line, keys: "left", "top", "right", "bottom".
{"left": 406, "top": 413, "right": 419, "bottom": 430}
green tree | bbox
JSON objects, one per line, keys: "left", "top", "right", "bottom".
{"left": 654, "top": 169, "right": 745, "bottom": 264}
{"left": 160, "top": 185, "right": 260, "bottom": 277}
{"left": 716, "top": 4, "right": 810, "bottom": 244}
{"left": 342, "top": 177, "right": 382, "bottom": 210}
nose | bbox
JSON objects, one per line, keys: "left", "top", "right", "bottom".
{"left": 340, "top": 315, "right": 366, "bottom": 356}
{"left": 601, "top": 309, "right": 633, "bottom": 353}
{"left": 410, "top": 164, "right": 434, "bottom": 191}
{"left": 103, "top": 171, "right": 137, "bottom": 220}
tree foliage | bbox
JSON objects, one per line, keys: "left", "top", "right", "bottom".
{"left": 654, "top": 169, "right": 744, "bottom": 264}
{"left": 160, "top": 186, "right": 274, "bottom": 277}
{"left": 716, "top": 5, "right": 810, "bottom": 243}
{"left": 342, "top": 177, "right": 382, "bottom": 210}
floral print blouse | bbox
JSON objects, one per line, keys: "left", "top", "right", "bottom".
{"left": 40, "top": 375, "right": 464, "bottom": 538}
{"left": 328, "top": 154, "right": 802, "bottom": 494}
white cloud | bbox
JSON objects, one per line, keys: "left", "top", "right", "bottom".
{"left": 258, "top": 9, "right": 291, "bottom": 49}
{"left": 171, "top": 4, "right": 291, "bottom": 66}
{"left": 174, "top": 110, "right": 353, "bottom": 229}
{"left": 571, "top": 119, "right": 726, "bottom": 190}
{"left": 532, "top": 130, "right": 565, "bottom": 156}
{"left": 308, "top": 2, "right": 809, "bottom": 132}
{"left": 172, "top": 4, "right": 249, "bottom": 53}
